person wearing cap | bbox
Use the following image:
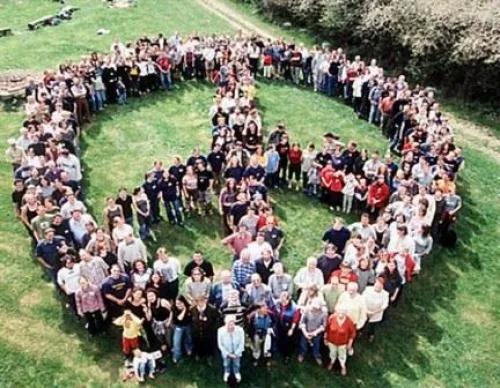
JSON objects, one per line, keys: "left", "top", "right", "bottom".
{"left": 297, "top": 300, "right": 327, "bottom": 365}
{"left": 5, "top": 138, "right": 26, "bottom": 172}
{"left": 217, "top": 314, "right": 245, "bottom": 382}
{"left": 324, "top": 307, "right": 356, "bottom": 375}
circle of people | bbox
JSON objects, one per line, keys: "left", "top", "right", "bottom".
{"left": 6, "top": 31, "right": 464, "bottom": 384}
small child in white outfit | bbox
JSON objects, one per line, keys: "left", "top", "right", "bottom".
{"left": 342, "top": 172, "right": 358, "bottom": 213}
{"left": 307, "top": 166, "right": 320, "bottom": 196}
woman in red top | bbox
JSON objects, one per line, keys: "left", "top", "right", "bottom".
{"left": 324, "top": 308, "right": 356, "bottom": 375}
{"left": 329, "top": 170, "right": 345, "bottom": 211}
{"left": 287, "top": 143, "right": 303, "bottom": 191}
{"left": 367, "top": 175, "right": 390, "bottom": 219}
{"left": 320, "top": 161, "right": 334, "bottom": 205}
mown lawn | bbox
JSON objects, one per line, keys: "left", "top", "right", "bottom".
{"left": 0, "top": 0, "right": 499, "bottom": 387}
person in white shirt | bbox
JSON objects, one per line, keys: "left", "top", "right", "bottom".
{"left": 349, "top": 213, "right": 376, "bottom": 242}
{"left": 246, "top": 233, "right": 273, "bottom": 263}
{"left": 57, "top": 149, "right": 82, "bottom": 182}
{"left": 153, "top": 247, "right": 181, "bottom": 302}
{"left": 294, "top": 257, "right": 325, "bottom": 297}
{"left": 336, "top": 282, "right": 367, "bottom": 355}
{"left": 68, "top": 209, "right": 95, "bottom": 248}
{"left": 217, "top": 315, "right": 245, "bottom": 383}
{"left": 362, "top": 278, "right": 389, "bottom": 342}
{"left": 60, "top": 192, "right": 87, "bottom": 219}
{"left": 57, "top": 256, "right": 81, "bottom": 315}
{"left": 112, "top": 217, "right": 134, "bottom": 246}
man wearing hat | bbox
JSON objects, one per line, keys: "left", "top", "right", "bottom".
{"left": 217, "top": 315, "right": 245, "bottom": 382}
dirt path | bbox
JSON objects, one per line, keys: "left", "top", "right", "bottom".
{"left": 195, "top": 0, "right": 275, "bottom": 40}
{"left": 197, "top": 0, "right": 500, "bottom": 162}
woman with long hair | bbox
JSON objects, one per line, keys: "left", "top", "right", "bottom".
{"left": 171, "top": 295, "right": 193, "bottom": 363}
{"left": 218, "top": 178, "right": 237, "bottom": 235}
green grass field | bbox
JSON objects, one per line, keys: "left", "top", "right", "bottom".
{"left": 0, "top": 0, "right": 499, "bottom": 387}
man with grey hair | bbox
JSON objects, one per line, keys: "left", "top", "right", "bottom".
{"left": 217, "top": 314, "right": 245, "bottom": 383}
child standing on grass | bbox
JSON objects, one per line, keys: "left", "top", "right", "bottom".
{"left": 306, "top": 165, "right": 320, "bottom": 197}
{"left": 114, "top": 310, "right": 144, "bottom": 362}
{"left": 342, "top": 172, "right": 358, "bottom": 213}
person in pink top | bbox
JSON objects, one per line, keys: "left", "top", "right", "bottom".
{"left": 75, "top": 276, "right": 106, "bottom": 336}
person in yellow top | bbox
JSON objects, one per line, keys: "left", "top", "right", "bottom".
{"left": 114, "top": 310, "right": 144, "bottom": 357}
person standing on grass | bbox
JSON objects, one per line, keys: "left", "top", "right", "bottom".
{"left": 171, "top": 295, "right": 193, "bottom": 364}
{"left": 218, "top": 315, "right": 245, "bottom": 383}
{"left": 273, "top": 291, "right": 300, "bottom": 361}
{"left": 158, "top": 171, "right": 184, "bottom": 227}
{"left": 221, "top": 224, "right": 253, "bottom": 262}
{"left": 297, "top": 300, "right": 327, "bottom": 365}
{"left": 102, "top": 264, "right": 133, "bottom": 320}
{"left": 75, "top": 276, "right": 106, "bottom": 336}
{"left": 114, "top": 309, "right": 144, "bottom": 362}
{"left": 57, "top": 256, "right": 81, "bottom": 315}
{"left": 132, "top": 186, "right": 153, "bottom": 241}
{"left": 116, "top": 187, "right": 134, "bottom": 226}
{"left": 191, "top": 295, "right": 220, "bottom": 362}
{"left": 153, "top": 247, "right": 181, "bottom": 304}
{"left": 196, "top": 160, "right": 214, "bottom": 216}
{"left": 102, "top": 197, "right": 124, "bottom": 236}
{"left": 362, "top": 277, "right": 389, "bottom": 342}
{"left": 324, "top": 307, "right": 356, "bottom": 376}
{"left": 36, "top": 227, "right": 67, "bottom": 287}
{"left": 117, "top": 233, "right": 147, "bottom": 273}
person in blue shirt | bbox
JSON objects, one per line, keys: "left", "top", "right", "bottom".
{"left": 36, "top": 228, "right": 66, "bottom": 286}
{"left": 264, "top": 144, "right": 280, "bottom": 189}
{"left": 248, "top": 303, "right": 275, "bottom": 366}
{"left": 217, "top": 315, "right": 245, "bottom": 383}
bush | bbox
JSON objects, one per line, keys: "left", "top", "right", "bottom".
{"left": 242, "top": 0, "right": 500, "bottom": 102}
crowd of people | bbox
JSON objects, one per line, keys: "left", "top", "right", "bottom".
{"left": 6, "top": 31, "right": 464, "bottom": 384}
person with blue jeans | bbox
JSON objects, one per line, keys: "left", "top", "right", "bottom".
{"left": 172, "top": 296, "right": 193, "bottom": 363}
{"left": 368, "top": 81, "right": 383, "bottom": 124}
{"left": 159, "top": 171, "right": 184, "bottom": 226}
{"left": 132, "top": 348, "right": 156, "bottom": 383}
{"left": 297, "top": 301, "right": 327, "bottom": 365}
{"left": 218, "top": 315, "right": 245, "bottom": 383}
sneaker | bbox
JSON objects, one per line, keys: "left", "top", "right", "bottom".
{"left": 297, "top": 354, "right": 304, "bottom": 363}
{"left": 235, "top": 373, "right": 242, "bottom": 382}
{"left": 288, "top": 182, "right": 292, "bottom": 189}
{"left": 223, "top": 373, "right": 229, "bottom": 382}
{"left": 315, "top": 357, "right": 323, "bottom": 366}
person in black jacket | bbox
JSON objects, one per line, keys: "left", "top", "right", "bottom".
{"left": 190, "top": 296, "right": 220, "bottom": 360}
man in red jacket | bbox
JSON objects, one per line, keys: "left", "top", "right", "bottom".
{"left": 367, "top": 175, "right": 389, "bottom": 220}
